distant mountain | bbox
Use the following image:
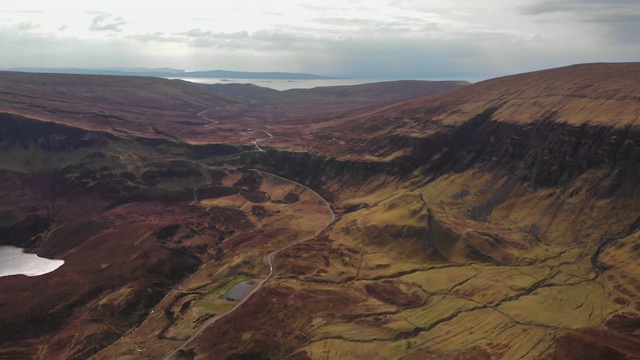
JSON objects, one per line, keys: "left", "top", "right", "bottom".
{"left": 3, "top": 67, "right": 186, "bottom": 76}
{"left": 2, "top": 67, "right": 335, "bottom": 80}
{"left": 196, "top": 80, "right": 469, "bottom": 102}
{"left": 102, "top": 67, "right": 186, "bottom": 74}
{"left": 341, "top": 71, "right": 503, "bottom": 83}
{"left": 3, "top": 67, "right": 497, "bottom": 82}
{"left": 196, "top": 83, "right": 281, "bottom": 99}
{"left": 191, "top": 80, "right": 470, "bottom": 123}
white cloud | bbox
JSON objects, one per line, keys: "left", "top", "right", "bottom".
{"left": 89, "top": 14, "right": 126, "bottom": 32}
{"left": 14, "top": 22, "right": 39, "bottom": 31}
{"left": 0, "top": 0, "right": 638, "bottom": 75}
{"left": 521, "top": 0, "right": 640, "bottom": 44}
{"left": 126, "top": 32, "right": 182, "bottom": 43}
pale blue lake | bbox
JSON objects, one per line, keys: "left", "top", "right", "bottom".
{"left": 0, "top": 246, "right": 64, "bottom": 277}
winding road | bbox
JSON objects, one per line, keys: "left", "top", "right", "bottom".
{"left": 197, "top": 109, "right": 272, "bottom": 152}
{"left": 197, "top": 109, "right": 218, "bottom": 125}
{"left": 161, "top": 113, "right": 335, "bottom": 360}
{"left": 250, "top": 130, "right": 274, "bottom": 152}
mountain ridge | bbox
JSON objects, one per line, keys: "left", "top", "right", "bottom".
{"left": 2, "top": 67, "right": 335, "bottom": 80}
{"left": 1, "top": 67, "right": 497, "bottom": 81}
{"left": 301, "top": 62, "right": 640, "bottom": 160}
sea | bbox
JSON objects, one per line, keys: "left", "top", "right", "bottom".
{"left": 167, "top": 77, "right": 388, "bottom": 91}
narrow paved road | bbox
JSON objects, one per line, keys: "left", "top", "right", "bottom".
{"left": 197, "top": 109, "right": 218, "bottom": 125}
{"left": 256, "top": 169, "right": 336, "bottom": 277}
{"left": 250, "top": 130, "right": 273, "bottom": 152}
{"left": 161, "top": 160, "right": 334, "bottom": 358}
{"left": 198, "top": 109, "right": 272, "bottom": 152}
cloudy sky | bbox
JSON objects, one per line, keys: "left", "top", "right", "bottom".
{"left": 0, "top": 0, "right": 638, "bottom": 77}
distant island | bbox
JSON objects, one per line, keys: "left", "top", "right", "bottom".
{"left": 1, "top": 67, "right": 337, "bottom": 80}
{"left": 182, "top": 70, "right": 335, "bottom": 79}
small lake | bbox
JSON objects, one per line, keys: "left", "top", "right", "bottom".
{"left": 223, "top": 281, "right": 254, "bottom": 300}
{"left": 0, "top": 246, "right": 64, "bottom": 277}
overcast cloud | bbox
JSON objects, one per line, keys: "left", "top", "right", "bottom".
{"left": 88, "top": 14, "right": 127, "bottom": 32}
{"left": 0, "top": 0, "right": 638, "bottom": 77}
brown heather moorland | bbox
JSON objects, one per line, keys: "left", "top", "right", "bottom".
{"left": 0, "top": 63, "right": 639, "bottom": 359}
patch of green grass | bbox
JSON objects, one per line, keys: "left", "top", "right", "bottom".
{"left": 166, "top": 276, "right": 253, "bottom": 338}
{"left": 198, "top": 299, "right": 236, "bottom": 313}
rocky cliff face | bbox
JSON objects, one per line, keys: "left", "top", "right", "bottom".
{"left": 241, "top": 149, "right": 412, "bottom": 200}
{"left": 0, "top": 113, "right": 113, "bottom": 151}
{"left": 409, "top": 110, "right": 640, "bottom": 192}
{"left": 309, "top": 63, "right": 640, "bottom": 161}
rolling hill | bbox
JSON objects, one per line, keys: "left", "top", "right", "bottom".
{"left": 300, "top": 62, "right": 640, "bottom": 159}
